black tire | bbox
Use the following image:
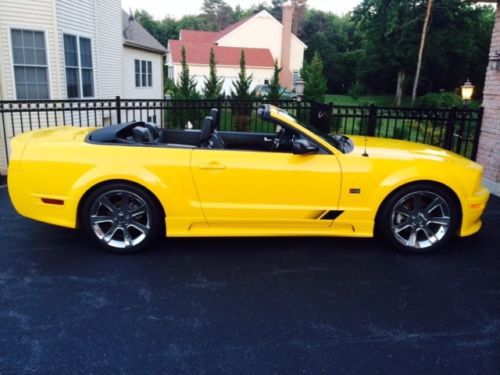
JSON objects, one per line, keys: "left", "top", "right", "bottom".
{"left": 376, "top": 183, "right": 460, "bottom": 254}
{"left": 80, "top": 182, "right": 163, "bottom": 253}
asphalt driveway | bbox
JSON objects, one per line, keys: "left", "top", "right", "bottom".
{"left": 0, "top": 185, "right": 499, "bottom": 374}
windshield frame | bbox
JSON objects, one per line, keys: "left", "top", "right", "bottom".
{"left": 272, "top": 107, "right": 352, "bottom": 154}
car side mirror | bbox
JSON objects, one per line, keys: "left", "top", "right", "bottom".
{"left": 292, "top": 138, "right": 318, "bottom": 155}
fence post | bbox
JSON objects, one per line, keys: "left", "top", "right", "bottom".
{"left": 367, "top": 104, "right": 378, "bottom": 136}
{"left": 296, "top": 98, "right": 302, "bottom": 125}
{"left": 0, "top": 105, "right": 9, "bottom": 167}
{"left": 116, "top": 96, "right": 122, "bottom": 124}
{"left": 470, "top": 106, "right": 483, "bottom": 161}
{"left": 215, "top": 96, "right": 223, "bottom": 129}
{"left": 443, "top": 106, "right": 456, "bottom": 151}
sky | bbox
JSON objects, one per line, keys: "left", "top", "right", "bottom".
{"left": 121, "top": 0, "right": 363, "bottom": 20}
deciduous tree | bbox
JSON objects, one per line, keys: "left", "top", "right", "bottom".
{"left": 353, "top": 0, "right": 423, "bottom": 106}
{"left": 202, "top": 0, "right": 234, "bottom": 31}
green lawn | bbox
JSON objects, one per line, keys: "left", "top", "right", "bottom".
{"left": 325, "top": 94, "right": 480, "bottom": 108}
{"left": 324, "top": 94, "right": 412, "bottom": 107}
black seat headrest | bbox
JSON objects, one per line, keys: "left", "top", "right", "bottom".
{"left": 209, "top": 108, "right": 220, "bottom": 130}
{"left": 199, "top": 116, "right": 213, "bottom": 144}
{"left": 144, "top": 123, "right": 160, "bottom": 139}
{"left": 132, "top": 126, "right": 154, "bottom": 143}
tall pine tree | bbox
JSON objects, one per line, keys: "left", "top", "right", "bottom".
{"left": 302, "top": 52, "right": 327, "bottom": 102}
{"left": 203, "top": 48, "right": 224, "bottom": 99}
{"left": 268, "top": 60, "right": 283, "bottom": 101}
{"left": 231, "top": 50, "right": 253, "bottom": 100}
{"left": 231, "top": 50, "right": 253, "bottom": 131}
{"left": 174, "top": 46, "right": 199, "bottom": 99}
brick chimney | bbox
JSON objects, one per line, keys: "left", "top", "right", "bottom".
{"left": 279, "top": 4, "right": 294, "bottom": 89}
{"left": 477, "top": 1, "right": 500, "bottom": 195}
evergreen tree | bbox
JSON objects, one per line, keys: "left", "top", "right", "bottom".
{"left": 231, "top": 50, "right": 254, "bottom": 131}
{"left": 174, "top": 46, "right": 198, "bottom": 99}
{"left": 231, "top": 50, "right": 253, "bottom": 100}
{"left": 268, "top": 60, "right": 283, "bottom": 101}
{"left": 302, "top": 52, "right": 327, "bottom": 102}
{"left": 203, "top": 48, "right": 224, "bottom": 99}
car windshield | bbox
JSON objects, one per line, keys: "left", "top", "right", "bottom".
{"left": 277, "top": 109, "right": 354, "bottom": 153}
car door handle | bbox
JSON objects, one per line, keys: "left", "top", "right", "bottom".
{"left": 197, "top": 162, "right": 226, "bottom": 170}
{"left": 264, "top": 137, "right": 274, "bottom": 142}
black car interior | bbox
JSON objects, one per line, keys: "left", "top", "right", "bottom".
{"left": 87, "top": 107, "right": 328, "bottom": 154}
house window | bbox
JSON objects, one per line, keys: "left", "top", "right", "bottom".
{"left": 63, "top": 34, "right": 94, "bottom": 98}
{"left": 80, "top": 38, "right": 94, "bottom": 97}
{"left": 135, "top": 59, "right": 153, "bottom": 87}
{"left": 141, "top": 60, "right": 147, "bottom": 86}
{"left": 147, "top": 61, "right": 152, "bottom": 86}
{"left": 135, "top": 60, "right": 141, "bottom": 87}
{"left": 11, "top": 29, "right": 50, "bottom": 100}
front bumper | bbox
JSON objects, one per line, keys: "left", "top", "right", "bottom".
{"left": 459, "top": 186, "right": 489, "bottom": 237}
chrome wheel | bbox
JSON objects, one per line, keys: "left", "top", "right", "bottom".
{"left": 89, "top": 189, "right": 152, "bottom": 249}
{"left": 390, "top": 191, "right": 451, "bottom": 250}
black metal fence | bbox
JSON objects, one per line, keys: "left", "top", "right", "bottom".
{"left": 0, "top": 97, "right": 483, "bottom": 169}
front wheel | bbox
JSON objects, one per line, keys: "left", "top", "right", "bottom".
{"left": 80, "top": 183, "right": 162, "bottom": 253}
{"left": 377, "top": 184, "right": 460, "bottom": 253}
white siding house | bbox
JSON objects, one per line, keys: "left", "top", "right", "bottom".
{"left": 216, "top": 10, "right": 306, "bottom": 75}
{"left": 167, "top": 9, "right": 306, "bottom": 94}
{"left": 0, "top": 1, "right": 167, "bottom": 175}
{"left": 122, "top": 11, "right": 167, "bottom": 100}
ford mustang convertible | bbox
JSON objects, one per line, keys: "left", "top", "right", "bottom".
{"left": 8, "top": 105, "right": 489, "bottom": 254}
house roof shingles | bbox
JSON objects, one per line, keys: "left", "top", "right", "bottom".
{"left": 168, "top": 40, "right": 274, "bottom": 67}
{"left": 172, "top": 14, "right": 277, "bottom": 68}
{"left": 180, "top": 30, "right": 220, "bottom": 43}
{"left": 122, "top": 11, "right": 167, "bottom": 54}
{"left": 179, "top": 14, "right": 252, "bottom": 44}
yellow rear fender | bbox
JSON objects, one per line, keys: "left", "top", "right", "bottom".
{"left": 68, "top": 167, "right": 172, "bottom": 227}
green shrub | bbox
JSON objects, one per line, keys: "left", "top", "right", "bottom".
{"left": 164, "top": 78, "right": 176, "bottom": 96}
{"left": 393, "top": 123, "right": 409, "bottom": 140}
{"left": 416, "top": 92, "right": 462, "bottom": 109}
{"left": 302, "top": 52, "right": 327, "bottom": 102}
{"left": 348, "top": 82, "right": 364, "bottom": 100}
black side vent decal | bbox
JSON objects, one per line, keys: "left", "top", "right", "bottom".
{"left": 319, "top": 210, "right": 344, "bottom": 220}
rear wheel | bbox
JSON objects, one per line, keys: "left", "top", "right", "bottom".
{"left": 81, "top": 183, "right": 162, "bottom": 253}
{"left": 377, "top": 183, "right": 460, "bottom": 253}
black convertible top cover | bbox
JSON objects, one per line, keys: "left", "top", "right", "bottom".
{"left": 87, "top": 122, "right": 145, "bottom": 143}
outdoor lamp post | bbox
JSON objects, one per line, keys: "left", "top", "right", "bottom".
{"left": 294, "top": 78, "right": 305, "bottom": 101}
{"left": 461, "top": 79, "right": 474, "bottom": 105}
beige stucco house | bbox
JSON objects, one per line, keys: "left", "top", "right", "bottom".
{"left": 166, "top": 8, "right": 307, "bottom": 94}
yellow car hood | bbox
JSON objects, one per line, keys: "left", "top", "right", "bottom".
{"left": 349, "top": 135, "right": 476, "bottom": 166}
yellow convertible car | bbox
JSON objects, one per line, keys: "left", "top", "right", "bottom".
{"left": 8, "top": 105, "right": 489, "bottom": 254}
